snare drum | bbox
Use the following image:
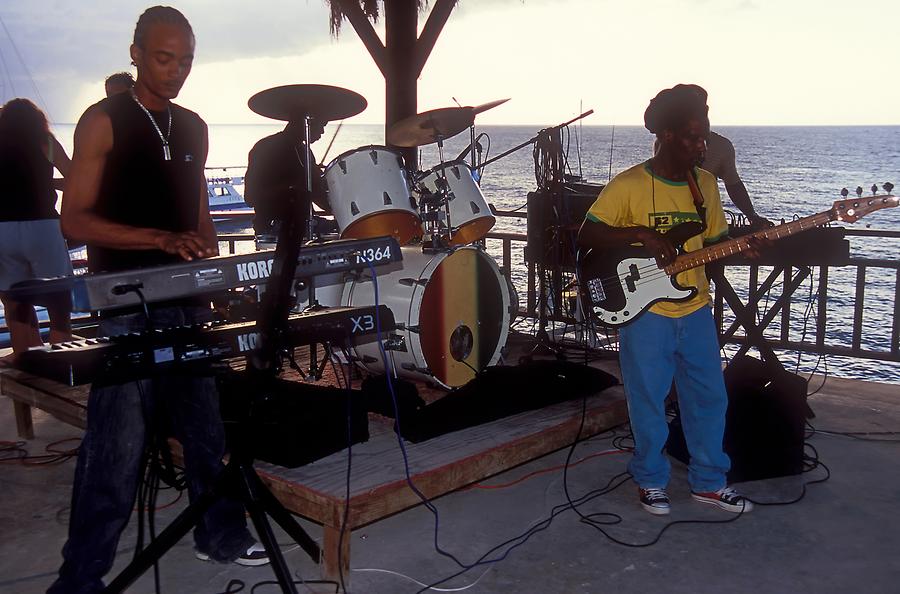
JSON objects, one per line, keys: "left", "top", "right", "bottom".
{"left": 343, "top": 245, "right": 511, "bottom": 389}
{"left": 325, "top": 146, "right": 421, "bottom": 245}
{"left": 417, "top": 161, "right": 495, "bottom": 245}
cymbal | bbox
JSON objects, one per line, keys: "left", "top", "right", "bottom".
{"left": 386, "top": 107, "right": 475, "bottom": 147}
{"left": 248, "top": 84, "right": 367, "bottom": 122}
{"left": 472, "top": 98, "right": 510, "bottom": 114}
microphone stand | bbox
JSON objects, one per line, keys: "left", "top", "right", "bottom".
{"left": 477, "top": 110, "right": 593, "bottom": 174}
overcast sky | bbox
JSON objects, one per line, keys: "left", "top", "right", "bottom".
{"left": 1, "top": 0, "right": 897, "bottom": 126}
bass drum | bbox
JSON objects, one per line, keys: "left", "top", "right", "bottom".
{"left": 344, "top": 245, "right": 511, "bottom": 389}
{"left": 324, "top": 146, "right": 422, "bottom": 245}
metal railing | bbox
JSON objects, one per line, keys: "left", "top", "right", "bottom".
{"left": 4, "top": 222, "right": 898, "bottom": 367}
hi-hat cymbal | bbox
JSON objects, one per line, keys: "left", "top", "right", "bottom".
{"left": 248, "top": 84, "right": 367, "bottom": 122}
{"left": 386, "top": 107, "right": 475, "bottom": 147}
{"left": 472, "top": 98, "right": 510, "bottom": 114}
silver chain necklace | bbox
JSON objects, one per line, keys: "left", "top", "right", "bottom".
{"left": 130, "top": 90, "right": 173, "bottom": 161}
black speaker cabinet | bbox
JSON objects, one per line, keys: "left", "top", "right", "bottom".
{"left": 218, "top": 374, "right": 369, "bottom": 468}
{"left": 666, "top": 355, "right": 809, "bottom": 483}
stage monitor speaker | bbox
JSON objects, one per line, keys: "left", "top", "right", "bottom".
{"left": 400, "top": 360, "right": 618, "bottom": 443}
{"left": 666, "top": 355, "right": 809, "bottom": 483}
{"left": 218, "top": 374, "right": 369, "bottom": 468}
{"left": 524, "top": 187, "right": 600, "bottom": 267}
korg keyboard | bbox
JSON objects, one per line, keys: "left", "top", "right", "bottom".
{"left": 9, "top": 236, "right": 400, "bottom": 313}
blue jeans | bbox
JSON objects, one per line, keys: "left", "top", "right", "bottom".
{"left": 47, "top": 307, "right": 253, "bottom": 594}
{"left": 618, "top": 307, "right": 730, "bottom": 493}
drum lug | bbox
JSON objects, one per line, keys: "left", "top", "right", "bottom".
{"left": 383, "top": 334, "right": 407, "bottom": 352}
{"left": 400, "top": 362, "right": 432, "bottom": 376}
{"left": 396, "top": 323, "right": 420, "bottom": 334}
{"left": 398, "top": 277, "right": 428, "bottom": 286}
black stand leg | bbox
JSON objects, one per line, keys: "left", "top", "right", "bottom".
{"left": 101, "top": 457, "right": 320, "bottom": 594}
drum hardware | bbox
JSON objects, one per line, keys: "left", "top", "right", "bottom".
{"left": 383, "top": 335, "right": 407, "bottom": 351}
{"left": 400, "top": 362, "right": 431, "bottom": 374}
{"left": 398, "top": 277, "right": 428, "bottom": 287}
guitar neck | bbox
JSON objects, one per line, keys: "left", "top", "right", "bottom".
{"left": 667, "top": 210, "right": 835, "bottom": 274}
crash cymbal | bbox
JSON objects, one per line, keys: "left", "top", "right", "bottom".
{"left": 248, "top": 84, "right": 367, "bottom": 122}
{"left": 386, "top": 106, "right": 475, "bottom": 147}
{"left": 472, "top": 98, "right": 510, "bottom": 114}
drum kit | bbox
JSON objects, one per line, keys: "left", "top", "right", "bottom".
{"left": 248, "top": 84, "right": 512, "bottom": 389}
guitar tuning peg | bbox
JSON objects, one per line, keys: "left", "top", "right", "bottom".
{"left": 885, "top": 182, "right": 895, "bottom": 194}
{"left": 871, "top": 184, "right": 878, "bottom": 195}
{"left": 840, "top": 187, "right": 849, "bottom": 198}
{"left": 855, "top": 186, "right": 863, "bottom": 197}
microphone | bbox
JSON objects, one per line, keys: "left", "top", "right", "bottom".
{"left": 455, "top": 140, "right": 483, "bottom": 163}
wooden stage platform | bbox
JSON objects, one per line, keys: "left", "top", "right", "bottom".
{"left": 0, "top": 343, "right": 627, "bottom": 581}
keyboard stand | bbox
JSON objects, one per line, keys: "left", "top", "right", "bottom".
{"left": 103, "top": 370, "right": 321, "bottom": 594}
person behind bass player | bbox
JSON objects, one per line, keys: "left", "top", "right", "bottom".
{"left": 48, "top": 6, "right": 267, "bottom": 593}
{"left": 577, "top": 85, "right": 760, "bottom": 517}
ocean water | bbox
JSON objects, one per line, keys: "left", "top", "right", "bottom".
{"left": 7, "top": 123, "right": 900, "bottom": 382}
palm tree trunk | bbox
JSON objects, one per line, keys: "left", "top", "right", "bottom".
{"left": 385, "top": 0, "right": 418, "bottom": 166}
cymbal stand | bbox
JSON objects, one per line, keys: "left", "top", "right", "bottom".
{"left": 435, "top": 135, "right": 456, "bottom": 248}
{"left": 300, "top": 115, "right": 322, "bottom": 378}
{"left": 468, "top": 124, "right": 477, "bottom": 170}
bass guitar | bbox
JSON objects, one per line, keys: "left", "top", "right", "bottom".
{"left": 578, "top": 190, "right": 898, "bottom": 328}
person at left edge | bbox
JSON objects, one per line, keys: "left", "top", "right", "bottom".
{"left": 47, "top": 6, "right": 266, "bottom": 594}
{"left": 0, "top": 99, "right": 73, "bottom": 356}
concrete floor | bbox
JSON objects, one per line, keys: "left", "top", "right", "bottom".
{"left": 1, "top": 370, "right": 899, "bottom": 594}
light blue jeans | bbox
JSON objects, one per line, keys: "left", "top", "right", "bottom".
{"left": 618, "top": 307, "right": 730, "bottom": 493}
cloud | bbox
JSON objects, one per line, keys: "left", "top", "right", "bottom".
{"left": 0, "top": 1, "right": 337, "bottom": 117}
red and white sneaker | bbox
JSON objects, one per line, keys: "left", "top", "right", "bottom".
{"left": 691, "top": 486, "right": 754, "bottom": 513}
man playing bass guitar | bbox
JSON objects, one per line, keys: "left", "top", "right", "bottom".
{"left": 577, "top": 85, "right": 761, "bottom": 516}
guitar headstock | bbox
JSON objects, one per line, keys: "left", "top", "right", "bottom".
{"left": 833, "top": 183, "right": 897, "bottom": 223}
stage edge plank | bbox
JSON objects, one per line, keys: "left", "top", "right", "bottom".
{"left": 255, "top": 388, "right": 627, "bottom": 582}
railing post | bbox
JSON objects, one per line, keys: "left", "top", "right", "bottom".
{"left": 893, "top": 268, "right": 900, "bottom": 356}
{"left": 852, "top": 266, "right": 867, "bottom": 353}
{"left": 816, "top": 266, "right": 829, "bottom": 350}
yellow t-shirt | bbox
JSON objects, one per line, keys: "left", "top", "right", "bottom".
{"left": 584, "top": 161, "right": 728, "bottom": 318}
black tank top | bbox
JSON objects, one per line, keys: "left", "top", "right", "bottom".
{"left": 88, "top": 92, "right": 205, "bottom": 273}
{"left": 0, "top": 140, "right": 57, "bottom": 221}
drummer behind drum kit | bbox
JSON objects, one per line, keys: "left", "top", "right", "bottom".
{"left": 249, "top": 85, "right": 513, "bottom": 389}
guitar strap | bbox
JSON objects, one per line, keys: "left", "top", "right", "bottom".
{"left": 685, "top": 167, "right": 708, "bottom": 233}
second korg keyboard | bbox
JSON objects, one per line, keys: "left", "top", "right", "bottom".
{"left": 15, "top": 305, "right": 396, "bottom": 385}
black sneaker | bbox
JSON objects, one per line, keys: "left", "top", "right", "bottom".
{"left": 691, "top": 487, "right": 754, "bottom": 513}
{"left": 195, "top": 541, "right": 270, "bottom": 566}
{"left": 639, "top": 487, "right": 671, "bottom": 515}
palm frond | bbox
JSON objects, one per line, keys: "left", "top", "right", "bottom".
{"left": 326, "top": 1, "right": 437, "bottom": 36}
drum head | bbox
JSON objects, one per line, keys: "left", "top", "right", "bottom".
{"left": 417, "top": 248, "right": 508, "bottom": 387}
